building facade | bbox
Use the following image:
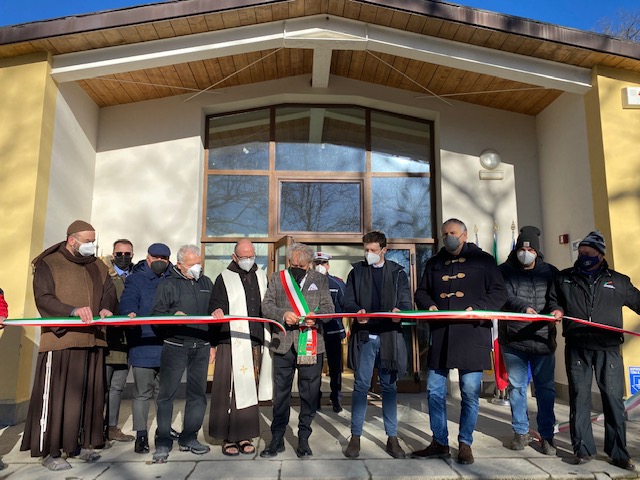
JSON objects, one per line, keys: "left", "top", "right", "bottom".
{"left": 1, "top": 0, "right": 640, "bottom": 424}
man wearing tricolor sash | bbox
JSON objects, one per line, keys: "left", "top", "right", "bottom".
{"left": 260, "top": 243, "right": 334, "bottom": 459}
{"left": 209, "top": 239, "right": 271, "bottom": 457}
{"left": 412, "top": 218, "right": 507, "bottom": 465}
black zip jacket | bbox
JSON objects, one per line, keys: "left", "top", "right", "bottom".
{"left": 548, "top": 259, "right": 640, "bottom": 350}
{"left": 151, "top": 266, "right": 215, "bottom": 344}
{"left": 498, "top": 250, "right": 559, "bottom": 354}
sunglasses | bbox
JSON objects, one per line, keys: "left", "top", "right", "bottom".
{"left": 114, "top": 252, "right": 133, "bottom": 257}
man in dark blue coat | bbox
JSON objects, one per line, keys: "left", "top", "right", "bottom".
{"left": 313, "top": 251, "right": 346, "bottom": 413}
{"left": 412, "top": 218, "right": 507, "bottom": 465}
{"left": 498, "top": 226, "right": 558, "bottom": 454}
{"left": 119, "top": 243, "right": 173, "bottom": 454}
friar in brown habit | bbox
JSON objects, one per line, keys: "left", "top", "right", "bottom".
{"left": 21, "top": 220, "right": 117, "bottom": 471}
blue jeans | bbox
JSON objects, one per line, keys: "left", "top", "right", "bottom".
{"left": 427, "top": 369, "right": 482, "bottom": 446}
{"left": 502, "top": 345, "right": 556, "bottom": 439}
{"left": 351, "top": 335, "right": 398, "bottom": 436}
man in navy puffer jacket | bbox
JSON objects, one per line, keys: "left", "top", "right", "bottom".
{"left": 120, "top": 243, "right": 173, "bottom": 454}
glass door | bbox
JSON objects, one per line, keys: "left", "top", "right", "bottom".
{"left": 270, "top": 235, "right": 295, "bottom": 277}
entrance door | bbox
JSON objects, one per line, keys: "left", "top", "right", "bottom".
{"left": 270, "top": 235, "right": 295, "bottom": 277}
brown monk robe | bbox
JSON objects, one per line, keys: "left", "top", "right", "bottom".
{"left": 21, "top": 220, "right": 117, "bottom": 471}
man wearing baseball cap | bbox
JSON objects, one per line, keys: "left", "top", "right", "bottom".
{"left": 549, "top": 230, "right": 640, "bottom": 470}
{"left": 313, "top": 251, "right": 346, "bottom": 412}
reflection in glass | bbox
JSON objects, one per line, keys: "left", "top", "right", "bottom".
{"left": 372, "top": 177, "right": 431, "bottom": 238}
{"left": 280, "top": 182, "right": 361, "bottom": 232}
{"left": 275, "top": 107, "right": 366, "bottom": 171}
{"left": 208, "top": 109, "right": 270, "bottom": 170}
{"left": 203, "top": 243, "right": 269, "bottom": 282}
{"left": 385, "top": 249, "right": 411, "bottom": 278}
{"left": 371, "top": 111, "right": 431, "bottom": 173}
{"left": 206, "top": 175, "right": 269, "bottom": 237}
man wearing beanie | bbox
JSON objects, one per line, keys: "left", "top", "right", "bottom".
{"left": 21, "top": 220, "right": 118, "bottom": 471}
{"left": 549, "top": 230, "right": 640, "bottom": 470}
{"left": 498, "top": 226, "right": 559, "bottom": 454}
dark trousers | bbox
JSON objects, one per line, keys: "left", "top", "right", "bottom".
{"left": 323, "top": 332, "right": 343, "bottom": 402}
{"left": 565, "top": 346, "right": 629, "bottom": 461}
{"left": 271, "top": 347, "right": 323, "bottom": 441}
{"left": 155, "top": 341, "right": 209, "bottom": 448}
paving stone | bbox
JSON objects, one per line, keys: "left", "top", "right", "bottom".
{"left": 281, "top": 459, "right": 370, "bottom": 480}
{"left": 451, "top": 458, "right": 549, "bottom": 479}
{"left": 367, "top": 458, "right": 459, "bottom": 480}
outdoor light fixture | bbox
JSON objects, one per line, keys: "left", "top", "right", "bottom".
{"left": 479, "top": 149, "right": 502, "bottom": 170}
{"left": 479, "top": 149, "right": 504, "bottom": 180}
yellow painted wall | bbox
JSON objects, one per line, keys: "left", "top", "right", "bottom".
{"left": 0, "top": 53, "right": 57, "bottom": 413}
{"left": 584, "top": 66, "right": 640, "bottom": 395}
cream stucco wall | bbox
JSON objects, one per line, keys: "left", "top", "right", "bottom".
{"left": 90, "top": 75, "right": 534, "bottom": 265}
{"left": 537, "top": 91, "right": 594, "bottom": 391}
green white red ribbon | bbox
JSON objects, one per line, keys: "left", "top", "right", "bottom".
{"left": 279, "top": 270, "right": 317, "bottom": 365}
{"left": 0, "top": 315, "right": 286, "bottom": 334}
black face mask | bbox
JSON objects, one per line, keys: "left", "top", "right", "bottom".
{"left": 114, "top": 255, "right": 132, "bottom": 270}
{"left": 288, "top": 267, "right": 307, "bottom": 284}
{"left": 150, "top": 260, "right": 168, "bottom": 276}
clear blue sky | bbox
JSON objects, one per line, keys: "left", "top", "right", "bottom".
{"left": 0, "top": 0, "right": 637, "bottom": 32}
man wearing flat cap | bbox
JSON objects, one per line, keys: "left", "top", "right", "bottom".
{"left": 119, "top": 242, "right": 173, "bottom": 454}
{"left": 21, "top": 220, "right": 117, "bottom": 471}
{"left": 549, "top": 230, "right": 640, "bottom": 470}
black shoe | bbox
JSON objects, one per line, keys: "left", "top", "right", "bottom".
{"left": 170, "top": 428, "right": 180, "bottom": 440}
{"left": 134, "top": 436, "right": 149, "bottom": 454}
{"left": 612, "top": 458, "right": 636, "bottom": 471}
{"left": 260, "top": 439, "right": 285, "bottom": 458}
{"left": 296, "top": 439, "right": 313, "bottom": 458}
{"left": 332, "top": 400, "right": 343, "bottom": 413}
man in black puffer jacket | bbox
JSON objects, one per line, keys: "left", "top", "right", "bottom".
{"left": 498, "top": 226, "right": 559, "bottom": 455}
{"left": 151, "top": 244, "right": 215, "bottom": 464}
{"left": 549, "top": 230, "right": 640, "bottom": 471}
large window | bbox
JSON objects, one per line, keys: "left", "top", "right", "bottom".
{"left": 205, "top": 105, "right": 434, "bottom": 243}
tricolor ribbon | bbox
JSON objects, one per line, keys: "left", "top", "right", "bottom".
{"left": 279, "top": 270, "right": 317, "bottom": 365}
{"left": 3, "top": 311, "right": 637, "bottom": 338}
{"left": 0, "top": 315, "right": 286, "bottom": 334}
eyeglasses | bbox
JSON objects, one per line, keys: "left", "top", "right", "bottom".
{"left": 114, "top": 252, "right": 133, "bottom": 257}
{"left": 237, "top": 255, "right": 256, "bottom": 261}
{"left": 314, "top": 260, "right": 328, "bottom": 265}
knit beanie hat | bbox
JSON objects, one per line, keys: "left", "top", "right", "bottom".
{"left": 579, "top": 230, "right": 606, "bottom": 255}
{"left": 516, "top": 226, "right": 541, "bottom": 252}
{"left": 66, "top": 220, "right": 95, "bottom": 236}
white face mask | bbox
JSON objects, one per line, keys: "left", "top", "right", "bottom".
{"left": 517, "top": 249, "right": 537, "bottom": 267}
{"left": 78, "top": 241, "right": 96, "bottom": 257}
{"left": 186, "top": 263, "right": 202, "bottom": 279}
{"left": 315, "top": 264, "right": 327, "bottom": 275}
{"left": 365, "top": 252, "right": 381, "bottom": 266}
{"left": 237, "top": 257, "right": 255, "bottom": 272}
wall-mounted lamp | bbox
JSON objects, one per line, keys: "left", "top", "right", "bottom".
{"left": 479, "top": 149, "right": 504, "bottom": 180}
{"left": 479, "top": 149, "right": 502, "bottom": 170}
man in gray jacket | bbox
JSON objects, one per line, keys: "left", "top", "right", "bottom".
{"left": 260, "top": 242, "right": 334, "bottom": 459}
